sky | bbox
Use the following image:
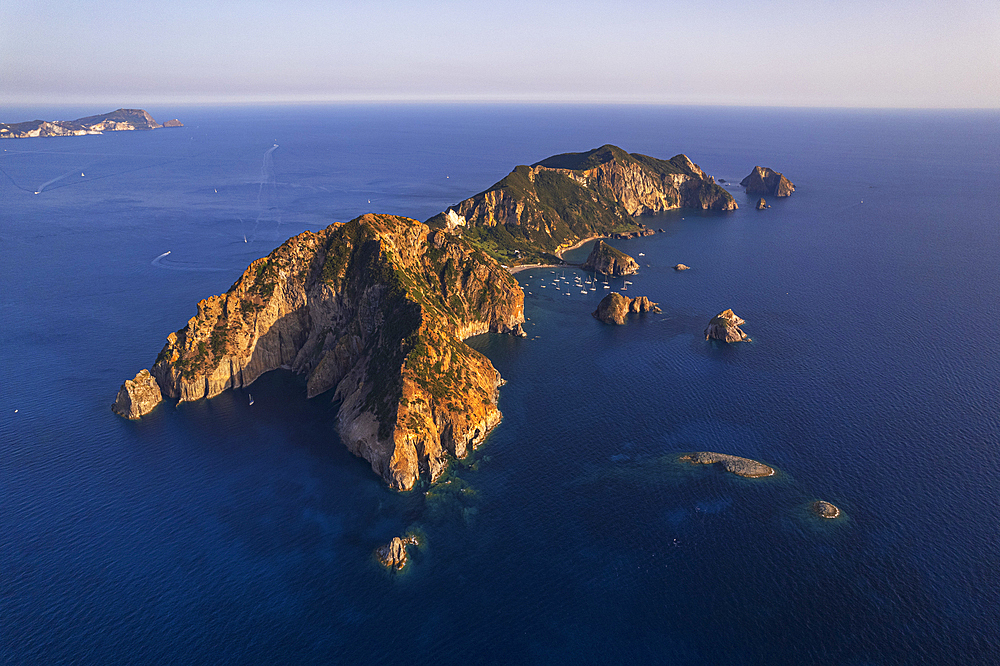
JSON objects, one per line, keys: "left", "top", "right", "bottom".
{"left": 2, "top": 0, "right": 998, "bottom": 108}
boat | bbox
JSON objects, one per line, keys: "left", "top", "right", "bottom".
{"left": 248, "top": 394, "right": 254, "bottom": 406}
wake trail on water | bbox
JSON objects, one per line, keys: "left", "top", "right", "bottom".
{"left": 151, "top": 250, "right": 225, "bottom": 272}
{"left": 248, "top": 144, "right": 281, "bottom": 243}
{"left": 35, "top": 167, "right": 85, "bottom": 194}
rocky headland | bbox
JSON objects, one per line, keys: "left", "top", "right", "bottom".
{"left": 119, "top": 214, "right": 524, "bottom": 490}
{"left": 0, "top": 109, "right": 172, "bottom": 139}
{"left": 811, "top": 501, "right": 841, "bottom": 519}
{"left": 741, "top": 167, "right": 795, "bottom": 197}
{"left": 429, "top": 144, "right": 736, "bottom": 266}
{"left": 705, "top": 309, "right": 751, "bottom": 343}
{"left": 592, "top": 293, "right": 661, "bottom": 325}
{"left": 581, "top": 240, "right": 639, "bottom": 276}
{"left": 680, "top": 452, "right": 775, "bottom": 478}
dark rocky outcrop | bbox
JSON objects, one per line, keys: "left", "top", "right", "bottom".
{"left": 705, "top": 309, "right": 751, "bottom": 343}
{"left": 111, "top": 369, "right": 163, "bottom": 419}
{"left": 582, "top": 240, "right": 639, "bottom": 276}
{"left": 161, "top": 119, "right": 184, "bottom": 128}
{"left": 431, "top": 144, "right": 736, "bottom": 265}
{"left": 812, "top": 501, "right": 841, "bottom": 519}
{"left": 1, "top": 109, "right": 167, "bottom": 139}
{"left": 756, "top": 197, "right": 768, "bottom": 210}
{"left": 680, "top": 452, "right": 775, "bottom": 478}
{"left": 592, "top": 292, "right": 661, "bottom": 325}
{"left": 741, "top": 166, "right": 795, "bottom": 197}
{"left": 673, "top": 263, "right": 691, "bottom": 271}
{"left": 121, "top": 214, "right": 524, "bottom": 491}
{"left": 375, "top": 535, "right": 420, "bottom": 569}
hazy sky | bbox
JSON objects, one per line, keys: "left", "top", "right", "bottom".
{"left": 2, "top": 0, "right": 998, "bottom": 108}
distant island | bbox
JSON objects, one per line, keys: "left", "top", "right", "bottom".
{"left": 0, "top": 108, "right": 182, "bottom": 139}
{"left": 115, "top": 145, "right": 748, "bottom": 491}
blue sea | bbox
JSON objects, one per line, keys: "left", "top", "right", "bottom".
{"left": 2, "top": 105, "right": 999, "bottom": 665}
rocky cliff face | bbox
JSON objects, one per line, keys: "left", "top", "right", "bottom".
{"left": 592, "top": 292, "right": 661, "bottom": 325}
{"left": 581, "top": 240, "right": 639, "bottom": 276}
{"left": 432, "top": 145, "right": 736, "bottom": 264}
{"left": 127, "top": 214, "right": 523, "bottom": 490}
{"left": 111, "top": 369, "right": 163, "bottom": 419}
{"left": 704, "top": 309, "right": 751, "bottom": 343}
{"left": 741, "top": 166, "right": 795, "bottom": 197}
{"left": 1, "top": 109, "right": 165, "bottom": 139}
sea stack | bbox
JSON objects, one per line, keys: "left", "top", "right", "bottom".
{"left": 375, "top": 535, "right": 419, "bottom": 570}
{"left": 111, "top": 369, "right": 163, "bottom": 419}
{"left": 673, "top": 263, "right": 691, "bottom": 271}
{"left": 741, "top": 167, "right": 795, "bottom": 197}
{"left": 705, "top": 309, "right": 751, "bottom": 343}
{"left": 592, "top": 292, "right": 661, "bottom": 325}
{"left": 582, "top": 240, "right": 639, "bottom": 276}
{"left": 756, "top": 198, "right": 768, "bottom": 210}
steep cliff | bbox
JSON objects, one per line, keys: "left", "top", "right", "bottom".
{"left": 138, "top": 214, "right": 523, "bottom": 490}
{"left": 0, "top": 109, "right": 165, "bottom": 139}
{"left": 741, "top": 166, "right": 795, "bottom": 197}
{"left": 430, "top": 145, "right": 736, "bottom": 264}
{"left": 581, "top": 240, "right": 639, "bottom": 276}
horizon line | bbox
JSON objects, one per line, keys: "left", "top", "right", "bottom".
{"left": 3, "top": 94, "right": 998, "bottom": 112}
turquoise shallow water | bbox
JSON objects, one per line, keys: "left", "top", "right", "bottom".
{"left": 1, "top": 105, "right": 999, "bottom": 664}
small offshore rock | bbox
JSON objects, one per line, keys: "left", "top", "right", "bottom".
{"left": 593, "top": 293, "right": 661, "bottom": 325}
{"left": 375, "top": 535, "right": 420, "bottom": 570}
{"left": 509, "top": 322, "right": 527, "bottom": 337}
{"left": 581, "top": 240, "right": 639, "bottom": 276}
{"left": 680, "top": 451, "right": 775, "bottom": 478}
{"left": 111, "top": 369, "right": 163, "bottom": 420}
{"left": 674, "top": 263, "right": 691, "bottom": 271}
{"left": 741, "top": 166, "right": 795, "bottom": 197}
{"left": 162, "top": 119, "right": 184, "bottom": 128}
{"left": 704, "top": 309, "right": 751, "bottom": 343}
{"left": 756, "top": 197, "right": 768, "bottom": 210}
{"left": 812, "top": 501, "right": 841, "bottom": 519}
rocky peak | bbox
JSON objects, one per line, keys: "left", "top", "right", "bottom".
{"left": 581, "top": 240, "right": 639, "bottom": 276}
{"left": 704, "top": 309, "right": 751, "bottom": 343}
{"left": 741, "top": 166, "right": 795, "bottom": 197}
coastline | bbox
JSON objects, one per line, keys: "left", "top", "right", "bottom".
{"left": 508, "top": 235, "right": 603, "bottom": 274}
{"left": 555, "top": 235, "right": 602, "bottom": 259}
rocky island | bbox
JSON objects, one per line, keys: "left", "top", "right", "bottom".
{"left": 0, "top": 109, "right": 178, "bottom": 139}
{"left": 581, "top": 240, "right": 639, "bottom": 276}
{"left": 741, "top": 166, "right": 795, "bottom": 197}
{"left": 115, "top": 146, "right": 744, "bottom": 492}
{"left": 592, "top": 293, "right": 661, "bottom": 325}
{"left": 376, "top": 535, "right": 420, "bottom": 569}
{"left": 811, "top": 501, "right": 841, "bottom": 519}
{"left": 429, "top": 144, "right": 736, "bottom": 266}
{"left": 705, "top": 309, "right": 751, "bottom": 343}
{"left": 680, "top": 452, "right": 775, "bottom": 478}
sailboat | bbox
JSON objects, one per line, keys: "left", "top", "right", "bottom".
{"left": 248, "top": 393, "right": 254, "bottom": 406}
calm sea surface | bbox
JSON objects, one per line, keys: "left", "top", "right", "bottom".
{"left": 2, "top": 105, "right": 999, "bottom": 664}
